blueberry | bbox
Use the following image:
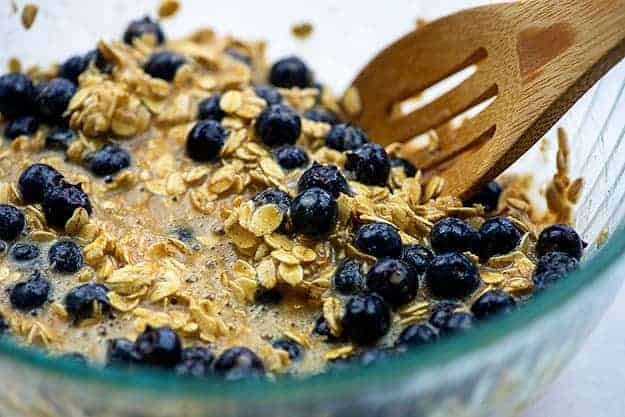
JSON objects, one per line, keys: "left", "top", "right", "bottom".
{"left": 9, "top": 271, "right": 51, "bottom": 311}
{"left": 396, "top": 324, "right": 438, "bottom": 347}
{"left": 304, "top": 108, "right": 339, "bottom": 125}
{"left": 471, "top": 289, "right": 516, "bottom": 320}
{"left": 252, "top": 188, "right": 291, "bottom": 230}
{"left": 312, "top": 315, "right": 335, "bottom": 340}
{"left": 123, "top": 16, "right": 165, "bottom": 45}
{"left": 390, "top": 158, "right": 417, "bottom": 177}
{"left": 254, "top": 86, "right": 282, "bottom": 106}
{"left": 186, "top": 120, "right": 227, "bottom": 162}
{"left": 269, "top": 56, "right": 313, "bottom": 88}
{"left": 49, "top": 240, "right": 83, "bottom": 273}
{"left": 273, "top": 145, "right": 309, "bottom": 170}
{"left": 0, "top": 204, "right": 25, "bottom": 241}
{"left": 291, "top": 188, "right": 338, "bottom": 237}
{"left": 35, "top": 78, "right": 77, "bottom": 122}
{"left": 464, "top": 181, "right": 502, "bottom": 212}
{"left": 135, "top": 326, "right": 182, "bottom": 368}
{"left": 342, "top": 294, "right": 391, "bottom": 345}
{"left": 0, "top": 73, "right": 35, "bottom": 118}
{"left": 325, "top": 123, "right": 368, "bottom": 151}
{"left": 536, "top": 224, "right": 583, "bottom": 260}
{"left": 428, "top": 301, "right": 461, "bottom": 329}
{"left": 85, "top": 144, "right": 131, "bottom": 176}
{"left": 333, "top": 259, "right": 365, "bottom": 295}
{"left": 272, "top": 338, "right": 302, "bottom": 360}
{"left": 366, "top": 258, "right": 418, "bottom": 306}
{"left": 18, "top": 163, "right": 63, "bottom": 204}
{"left": 10, "top": 243, "right": 39, "bottom": 262}
{"left": 425, "top": 252, "right": 480, "bottom": 300}
{"left": 345, "top": 143, "right": 391, "bottom": 186}
{"left": 197, "top": 95, "right": 225, "bottom": 121}
{"left": 106, "top": 338, "right": 142, "bottom": 367}
{"left": 479, "top": 217, "right": 521, "bottom": 259}
{"left": 64, "top": 283, "right": 109, "bottom": 322}
{"left": 532, "top": 251, "right": 579, "bottom": 291}
{"left": 45, "top": 128, "right": 76, "bottom": 150}
{"left": 144, "top": 51, "right": 186, "bottom": 81}
{"left": 430, "top": 217, "right": 480, "bottom": 255}
{"left": 59, "top": 352, "right": 88, "bottom": 365}
{"left": 4, "top": 116, "right": 39, "bottom": 140}
{"left": 437, "top": 312, "right": 475, "bottom": 336}
{"left": 59, "top": 55, "right": 90, "bottom": 84}
{"left": 42, "top": 181, "right": 92, "bottom": 228}
{"left": 354, "top": 222, "right": 402, "bottom": 258}
{"left": 297, "top": 163, "right": 350, "bottom": 198}
{"left": 175, "top": 346, "right": 215, "bottom": 377}
{"left": 213, "top": 347, "right": 265, "bottom": 380}
{"left": 401, "top": 245, "right": 433, "bottom": 276}
{"left": 255, "top": 104, "right": 302, "bottom": 147}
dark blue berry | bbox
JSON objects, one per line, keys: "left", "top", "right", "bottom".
{"left": 18, "top": 163, "right": 63, "bottom": 204}
{"left": 59, "top": 55, "right": 90, "bottom": 84}
{"left": 291, "top": 188, "right": 338, "bottom": 237}
{"left": 479, "top": 217, "right": 521, "bottom": 259}
{"left": 464, "top": 181, "right": 502, "bottom": 212}
{"left": 123, "top": 16, "right": 165, "bottom": 45}
{"left": 213, "top": 346, "right": 265, "bottom": 380}
{"left": 425, "top": 252, "right": 480, "bottom": 300}
{"left": 325, "top": 123, "right": 368, "bottom": 151}
{"left": 396, "top": 324, "right": 438, "bottom": 347}
{"left": 45, "top": 128, "right": 76, "bottom": 150}
{"left": 85, "top": 144, "right": 131, "bottom": 176}
{"left": 64, "top": 283, "right": 109, "bottom": 322}
{"left": 333, "top": 259, "right": 364, "bottom": 295}
{"left": 342, "top": 294, "right": 391, "bottom": 345}
{"left": 254, "top": 86, "right": 282, "bottom": 105}
{"left": 9, "top": 271, "right": 51, "bottom": 311}
{"left": 367, "top": 258, "right": 418, "bottom": 306}
{"left": 106, "top": 338, "right": 141, "bottom": 367}
{"left": 49, "top": 240, "right": 83, "bottom": 273}
{"left": 272, "top": 338, "right": 302, "bottom": 360}
{"left": 252, "top": 188, "right": 291, "bottom": 231}
{"left": 0, "top": 73, "right": 35, "bottom": 118}
{"left": 273, "top": 145, "right": 309, "bottom": 170}
{"left": 43, "top": 181, "right": 92, "bottom": 228}
{"left": 428, "top": 301, "right": 461, "bottom": 329}
{"left": 269, "top": 56, "right": 313, "bottom": 88}
{"left": 297, "top": 163, "right": 349, "bottom": 198}
{"left": 4, "top": 116, "right": 39, "bottom": 140}
{"left": 255, "top": 104, "right": 302, "bottom": 147}
{"left": 197, "top": 95, "right": 225, "bottom": 121}
{"left": 401, "top": 245, "right": 433, "bottom": 276}
{"left": 304, "top": 107, "right": 339, "bottom": 125}
{"left": 175, "top": 346, "right": 215, "bottom": 378}
{"left": 186, "top": 120, "right": 227, "bottom": 162}
{"left": 536, "top": 224, "right": 583, "bottom": 260}
{"left": 438, "top": 312, "right": 475, "bottom": 336}
{"left": 354, "top": 222, "right": 402, "bottom": 258}
{"left": 59, "top": 352, "right": 88, "bottom": 365}
{"left": 226, "top": 49, "right": 252, "bottom": 65}
{"left": 390, "top": 158, "right": 417, "bottom": 177}
{"left": 0, "top": 205, "right": 25, "bottom": 241}
{"left": 36, "top": 78, "right": 76, "bottom": 122}
{"left": 144, "top": 51, "right": 186, "bottom": 81}
{"left": 312, "top": 315, "right": 335, "bottom": 340}
{"left": 430, "top": 217, "right": 480, "bottom": 255}
{"left": 345, "top": 143, "right": 391, "bottom": 186}
{"left": 471, "top": 289, "right": 516, "bottom": 320}
{"left": 11, "top": 243, "right": 39, "bottom": 262}
{"left": 135, "top": 326, "right": 182, "bottom": 368}
{"left": 532, "top": 251, "right": 579, "bottom": 291}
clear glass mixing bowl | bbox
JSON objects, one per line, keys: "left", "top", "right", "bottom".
{"left": 1, "top": 1, "right": 625, "bottom": 416}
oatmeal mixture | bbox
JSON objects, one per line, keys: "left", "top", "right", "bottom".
{"left": 0, "top": 15, "right": 584, "bottom": 380}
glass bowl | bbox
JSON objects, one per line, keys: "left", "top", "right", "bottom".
{"left": 1, "top": 1, "right": 624, "bottom": 416}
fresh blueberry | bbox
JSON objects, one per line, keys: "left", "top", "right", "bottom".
{"left": 354, "top": 222, "right": 402, "bottom": 258}
{"left": 49, "top": 240, "right": 83, "bottom": 273}
{"left": 312, "top": 315, "right": 338, "bottom": 342}
{"left": 536, "top": 224, "right": 583, "bottom": 260}
{"left": 4, "top": 116, "right": 39, "bottom": 140}
{"left": 186, "top": 120, "right": 227, "bottom": 162}
{"left": 10, "top": 243, "right": 39, "bottom": 262}
{"left": 428, "top": 301, "right": 461, "bottom": 329}
{"left": 106, "top": 338, "right": 142, "bottom": 367}
{"left": 437, "top": 312, "right": 475, "bottom": 336}
{"left": 9, "top": 271, "right": 51, "bottom": 311}
{"left": 304, "top": 107, "right": 339, "bottom": 125}
{"left": 144, "top": 51, "right": 186, "bottom": 81}
{"left": 18, "top": 163, "right": 63, "bottom": 204}
{"left": 532, "top": 251, "right": 579, "bottom": 291}
{"left": 401, "top": 245, "right": 433, "bottom": 276}
{"left": 45, "top": 128, "right": 76, "bottom": 150}
{"left": 269, "top": 56, "right": 313, "bottom": 88}
{"left": 64, "top": 283, "right": 109, "bottom": 322}
{"left": 252, "top": 188, "right": 291, "bottom": 230}
{"left": 464, "top": 181, "right": 502, "bottom": 212}
{"left": 36, "top": 78, "right": 77, "bottom": 122}
{"left": 255, "top": 104, "right": 302, "bottom": 147}
{"left": 291, "top": 188, "right": 337, "bottom": 237}
{"left": 325, "top": 123, "right": 368, "bottom": 151}
{"left": 297, "top": 163, "right": 350, "bottom": 198}
{"left": 479, "top": 217, "right": 521, "bottom": 259}
{"left": 59, "top": 54, "right": 90, "bottom": 84}
{"left": 272, "top": 338, "right": 302, "bottom": 360}
{"left": 0, "top": 204, "right": 25, "bottom": 241}
{"left": 396, "top": 324, "right": 438, "bottom": 347}
{"left": 273, "top": 145, "right": 309, "bottom": 170}
{"left": 85, "top": 144, "right": 131, "bottom": 176}
{"left": 42, "top": 181, "right": 92, "bottom": 228}
{"left": 342, "top": 294, "right": 391, "bottom": 345}
{"left": 175, "top": 346, "right": 215, "bottom": 378}
{"left": 225, "top": 48, "right": 252, "bottom": 65}
{"left": 345, "top": 143, "right": 391, "bottom": 186}
{"left": 197, "top": 95, "right": 225, "bottom": 121}
{"left": 0, "top": 73, "right": 35, "bottom": 118}
{"left": 425, "top": 252, "right": 480, "bottom": 300}
{"left": 59, "top": 352, "right": 89, "bottom": 365}
{"left": 471, "top": 289, "right": 516, "bottom": 320}
{"left": 123, "top": 16, "right": 165, "bottom": 45}
{"left": 135, "top": 326, "right": 182, "bottom": 368}
{"left": 213, "top": 347, "right": 265, "bottom": 380}
{"left": 390, "top": 158, "right": 417, "bottom": 177}
{"left": 366, "top": 258, "right": 418, "bottom": 306}
{"left": 254, "top": 86, "right": 282, "bottom": 105}
{"left": 430, "top": 217, "right": 480, "bottom": 255}
{"left": 333, "top": 259, "right": 365, "bottom": 295}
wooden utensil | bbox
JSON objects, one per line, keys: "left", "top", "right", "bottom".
{"left": 346, "top": 0, "right": 625, "bottom": 198}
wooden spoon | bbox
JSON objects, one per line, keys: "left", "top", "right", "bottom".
{"left": 345, "top": 0, "right": 625, "bottom": 198}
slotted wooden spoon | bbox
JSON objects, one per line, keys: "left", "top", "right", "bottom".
{"left": 346, "top": 0, "right": 625, "bottom": 198}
